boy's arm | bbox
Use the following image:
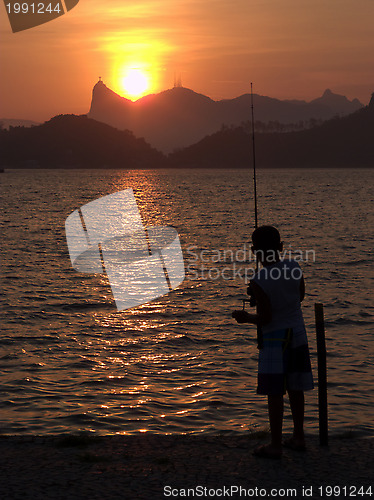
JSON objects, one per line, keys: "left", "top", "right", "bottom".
{"left": 251, "top": 281, "right": 272, "bottom": 325}
{"left": 232, "top": 281, "right": 272, "bottom": 326}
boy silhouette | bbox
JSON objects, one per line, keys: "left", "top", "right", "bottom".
{"left": 232, "top": 226, "right": 314, "bottom": 459}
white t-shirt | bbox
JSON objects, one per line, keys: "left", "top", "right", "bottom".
{"left": 251, "top": 259, "right": 305, "bottom": 334}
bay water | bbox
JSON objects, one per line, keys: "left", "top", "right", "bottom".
{"left": 1, "top": 168, "right": 373, "bottom": 437}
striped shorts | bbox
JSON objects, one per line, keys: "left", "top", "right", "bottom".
{"left": 257, "top": 325, "right": 314, "bottom": 395}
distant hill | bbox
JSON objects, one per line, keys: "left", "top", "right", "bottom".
{"left": 2, "top": 96, "right": 372, "bottom": 170}
{"left": 0, "top": 118, "right": 40, "bottom": 129}
{"left": 88, "top": 80, "right": 363, "bottom": 153}
{"left": 168, "top": 94, "right": 374, "bottom": 168}
{"left": 0, "top": 114, "right": 166, "bottom": 168}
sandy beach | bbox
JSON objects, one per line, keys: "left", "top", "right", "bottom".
{"left": 0, "top": 432, "right": 372, "bottom": 499}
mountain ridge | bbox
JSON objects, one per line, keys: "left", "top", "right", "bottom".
{"left": 0, "top": 114, "right": 165, "bottom": 168}
{"left": 169, "top": 98, "right": 374, "bottom": 168}
{"left": 2, "top": 92, "right": 371, "bottom": 170}
{"left": 88, "top": 81, "right": 363, "bottom": 153}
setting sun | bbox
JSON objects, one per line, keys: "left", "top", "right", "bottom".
{"left": 121, "top": 69, "right": 150, "bottom": 100}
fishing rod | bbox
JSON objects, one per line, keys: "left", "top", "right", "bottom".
{"left": 242, "top": 83, "right": 263, "bottom": 348}
{"left": 242, "top": 82, "right": 259, "bottom": 310}
{"left": 251, "top": 82, "right": 259, "bottom": 230}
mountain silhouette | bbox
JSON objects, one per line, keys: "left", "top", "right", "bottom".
{"left": 2, "top": 94, "right": 371, "bottom": 170}
{"left": 88, "top": 80, "right": 363, "bottom": 153}
{"left": 169, "top": 99, "right": 374, "bottom": 168}
{"left": 309, "top": 88, "right": 362, "bottom": 115}
{"left": 0, "top": 114, "right": 165, "bottom": 168}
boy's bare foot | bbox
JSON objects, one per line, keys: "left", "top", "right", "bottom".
{"left": 283, "top": 436, "right": 306, "bottom": 451}
{"left": 253, "top": 443, "right": 282, "bottom": 459}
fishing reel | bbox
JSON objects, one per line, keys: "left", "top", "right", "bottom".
{"left": 236, "top": 285, "right": 263, "bottom": 349}
{"left": 242, "top": 284, "right": 256, "bottom": 310}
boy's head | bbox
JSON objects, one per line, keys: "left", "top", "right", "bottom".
{"left": 251, "top": 225, "right": 283, "bottom": 263}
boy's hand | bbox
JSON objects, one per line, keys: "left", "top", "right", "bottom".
{"left": 247, "top": 284, "right": 257, "bottom": 307}
{"left": 232, "top": 310, "right": 251, "bottom": 323}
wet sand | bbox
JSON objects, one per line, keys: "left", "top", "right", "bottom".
{"left": 0, "top": 432, "right": 372, "bottom": 499}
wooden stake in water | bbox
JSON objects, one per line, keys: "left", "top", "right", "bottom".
{"left": 315, "top": 303, "right": 328, "bottom": 446}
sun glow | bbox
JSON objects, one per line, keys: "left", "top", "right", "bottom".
{"left": 121, "top": 68, "right": 150, "bottom": 100}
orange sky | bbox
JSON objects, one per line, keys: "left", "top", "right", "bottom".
{"left": 1, "top": 0, "right": 373, "bottom": 122}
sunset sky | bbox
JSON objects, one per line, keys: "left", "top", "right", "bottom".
{"left": 1, "top": 0, "right": 373, "bottom": 122}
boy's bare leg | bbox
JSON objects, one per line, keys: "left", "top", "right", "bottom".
{"left": 254, "top": 394, "right": 283, "bottom": 457}
{"left": 267, "top": 394, "right": 284, "bottom": 452}
{"left": 287, "top": 390, "right": 306, "bottom": 446}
